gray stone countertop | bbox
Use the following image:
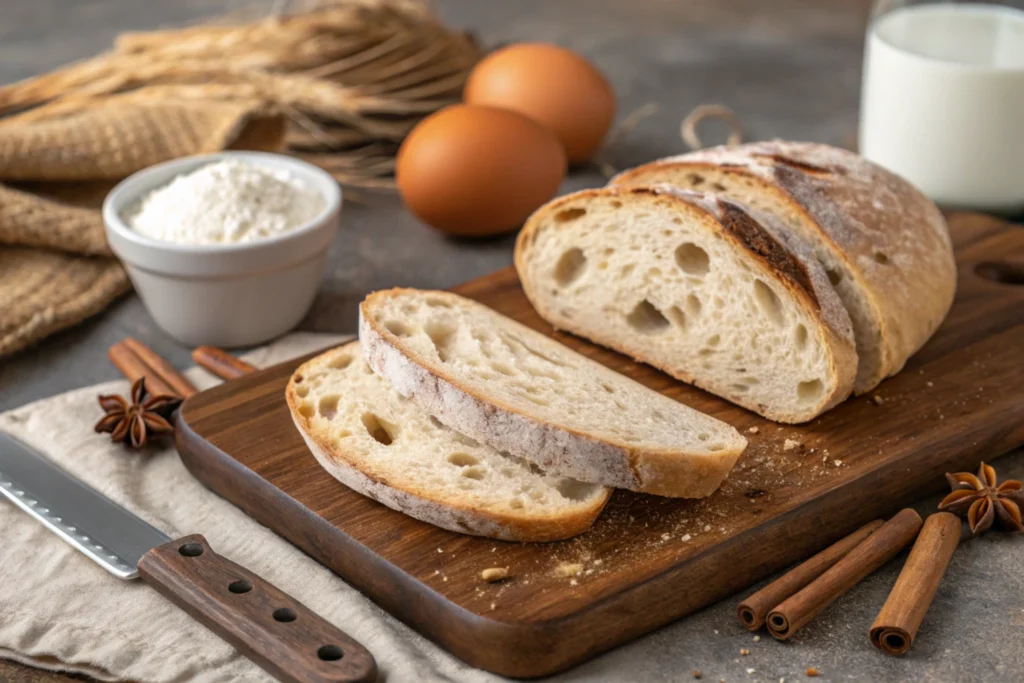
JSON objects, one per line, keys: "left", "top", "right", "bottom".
{"left": 0, "top": 1, "right": 1020, "bottom": 682}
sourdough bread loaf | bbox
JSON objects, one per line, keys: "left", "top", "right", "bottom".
{"left": 359, "top": 288, "right": 748, "bottom": 498}
{"left": 287, "top": 342, "right": 610, "bottom": 542}
{"left": 515, "top": 184, "right": 859, "bottom": 423}
{"left": 610, "top": 141, "right": 956, "bottom": 393}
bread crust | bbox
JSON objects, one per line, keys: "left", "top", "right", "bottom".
{"left": 515, "top": 186, "right": 858, "bottom": 423}
{"left": 286, "top": 343, "right": 610, "bottom": 542}
{"left": 360, "top": 290, "right": 746, "bottom": 498}
{"left": 611, "top": 141, "right": 956, "bottom": 393}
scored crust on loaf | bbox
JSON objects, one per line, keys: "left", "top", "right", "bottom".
{"left": 359, "top": 288, "right": 748, "bottom": 498}
{"left": 515, "top": 185, "right": 858, "bottom": 423}
{"left": 610, "top": 141, "right": 956, "bottom": 393}
{"left": 286, "top": 342, "right": 610, "bottom": 542}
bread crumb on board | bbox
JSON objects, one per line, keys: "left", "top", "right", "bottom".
{"left": 691, "top": 670, "right": 701, "bottom": 679}
{"left": 783, "top": 438, "right": 802, "bottom": 451}
{"left": 806, "top": 667, "right": 821, "bottom": 677}
{"left": 748, "top": 426, "right": 759, "bottom": 434}
{"left": 554, "top": 561, "right": 584, "bottom": 578}
{"left": 480, "top": 567, "right": 510, "bottom": 582}
{"left": 871, "top": 394, "right": 885, "bottom": 405}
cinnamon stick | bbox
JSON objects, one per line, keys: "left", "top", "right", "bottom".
{"left": 766, "top": 508, "right": 923, "bottom": 640}
{"left": 870, "top": 512, "right": 961, "bottom": 656}
{"left": 192, "top": 346, "right": 257, "bottom": 380}
{"left": 121, "top": 337, "right": 197, "bottom": 398}
{"left": 737, "top": 519, "right": 884, "bottom": 630}
{"left": 109, "top": 342, "right": 177, "bottom": 397}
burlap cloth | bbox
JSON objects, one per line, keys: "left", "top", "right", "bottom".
{"left": 0, "top": 99, "right": 285, "bottom": 358}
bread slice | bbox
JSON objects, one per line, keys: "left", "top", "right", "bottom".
{"left": 610, "top": 141, "right": 956, "bottom": 394}
{"left": 359, "top": 288, "right": 747, "bottom": 498}
{"left": 515, "top": 185, "right": 858, "bottom": 423}
{"left": 287, "top": 342, "right": 610, "bottom": 542}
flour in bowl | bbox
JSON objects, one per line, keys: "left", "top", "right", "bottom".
{"left": 127, "top": 160, "right": 326, "bottom": 245}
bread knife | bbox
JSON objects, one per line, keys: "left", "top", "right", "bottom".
{"left": 0, "top": 432, "right": 377, "bottom": 683}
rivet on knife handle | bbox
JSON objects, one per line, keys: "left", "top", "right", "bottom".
{"left": 138, "top": 534, "right": 377, "bottom": 683}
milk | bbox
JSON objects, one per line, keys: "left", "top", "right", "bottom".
{"left": 859, "top": 4, "right": 1024, "bottom": 212}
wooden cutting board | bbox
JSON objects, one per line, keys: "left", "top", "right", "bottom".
{"left": 176, "top": 213, "right": 1024, "bottom": 679}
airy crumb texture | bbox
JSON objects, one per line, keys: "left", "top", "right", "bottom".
{"left": 610, "top": 141, "right": 956, "bottom": 395}
{"left": 286, "top": 342, "right": 610, "bottom": 542}
{"left": 360, "top": 288, "right": 748, "bottom": 498}
{"left": 516, "top": 185, "right": 857, "bottom": 423}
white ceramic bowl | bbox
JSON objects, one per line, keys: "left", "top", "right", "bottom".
{"left": 103, "top": 151, "right": 341, "bottom": 348}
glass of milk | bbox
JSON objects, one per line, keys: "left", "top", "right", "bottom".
{"left": 859, "top": 0, "right": 1024, "bottom": 213}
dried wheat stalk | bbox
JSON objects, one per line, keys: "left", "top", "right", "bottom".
{"left": 0, "top": 0, "right": 481, "bottom": 188}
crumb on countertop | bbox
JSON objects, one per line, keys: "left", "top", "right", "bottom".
{"left": 783, "top": 438, "right": 802, "bottom": 451}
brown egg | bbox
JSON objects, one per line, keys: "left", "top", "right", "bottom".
{"left": 464, "top": 43, "right": 616, "bottom": 164}
{"left": 397, "top": 104, "right": 567, "bottom": 237}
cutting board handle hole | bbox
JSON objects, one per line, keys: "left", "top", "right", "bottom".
{"left": 273, "top": 607, "right": 297, "bottom": 622}
{"left": 228, "top": 579, "right": 253, "bottom": 594}
{"left": 975, "top": 261, "right": 1024, "bottom": 286}
{"left": 317, "top": 645, "right": 344, "bottom": 661}
{"left": 178, "top": 542, "right": 204, "bottom": 557}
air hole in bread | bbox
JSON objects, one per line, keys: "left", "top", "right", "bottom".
{"left": 620, "top": 263, "right": 636, "bottom": 278}
{"left": 686, "top": 294, "right": 702, "bottom": 317}
{"left": 826, "top": 268, "right": 842, "bottom": 286}
{"left": 600, "top": 382, "right": 615, "bottom": 393}
{"left": 556, "top": 479, "right": 596, "bottom": 501}
{"left": 293, "top": 374, "right": 304, "bottom": 383}
{"left": 731, "top": 384, "right": 748, "bottom": 393}
{"left": 295, "top": 385, "right": 310, "bottom": 398}
{"left": 797, "top": 379, "right": 824, "bottom": 404}
{"left": 384, "top": 319, "right": 414, "bottom": 337}
{"left": 753, "top": 280, "right": 784, "bottom": 325}
{"left": 327, "top": 354, "right": 353, "bottom": 370}
{"left": 795, "top": 324, "right": 808, "bottom": 349}
{"left": 298, "top": 401, "right": 314, "bottom": 418}
{"left": 708, "top": 442, "right": 726, "bottom": 452}
{"left": 626, "top": 299, "right": 670, "bottom": 334}
{"left": 602, "top": 247, "right": 615, "bottom": 256}
{"left": 554, "top": 247, "right": 588, "bottom": 287}
{"left": 674, "top": 243, "right": 710, "bottom": 275}
{"left": 706, "top": 334, "right": 721, "bottom": 347}
{"left": 555, "top": 208, "right": 587, "bottom": 223}
{"left": 459, "top": 466, "right": 484, "bottom": 480}
{"left": 698, "top": 433, "right": 709, "bottom": 441}
{"left": 336, "top": 429, "right": 352, "bottom": 439}
{"left": 424, "top": 295, "right": 454, "bottom": 308}
{"left": 710, "top": 182, "right": 726, "bottom": 192}
{"left": 424, "top": 320, "right": 457, "bottom": 362}
{"left": 429, "top": 415, "right": 445, "bottom": 430}
{"left": 665, "top": 305, "right": 686, "bottom": 329}
{"left": 687, "top": 173, "right": 705, "bottom": 187}
{"left": 610, "top": 200, "right": 622, "bottom": 209}
{"left": 361, "top": 412, "right": 397, "bottom": 445}
{"left": 453, "top": 432, "right": 480, "bottom": 447}
{"left": 873, "top": 251, "right": 890, "bottom": 265}
{"left": 318, "top": 394, "right": 340, "bottom": 420}
{"left": 510, "top": 498, "right": 525, "bottom": 509}
{"left": 447, "top": 452, "right": 479, "bottom": 467}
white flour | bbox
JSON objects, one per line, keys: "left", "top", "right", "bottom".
{"left": 127, "top": 160, "right": 325, "bottom": 245}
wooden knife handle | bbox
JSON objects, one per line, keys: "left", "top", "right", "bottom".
{"left": 138, "top": 534, "right": 377, "bottom": 683}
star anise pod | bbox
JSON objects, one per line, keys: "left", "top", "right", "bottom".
{"left": 94, "top": 377, "right": 182, "bottom": 449}
{"left": 938, "top": 462, "right": 1024, "bottom": 535}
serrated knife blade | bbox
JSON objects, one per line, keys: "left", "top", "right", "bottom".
{"left": 0, "top": 432, "right": 376, "bottom": 683}
{"left": 0, "top": 432, "right": 169, "bottom": 579}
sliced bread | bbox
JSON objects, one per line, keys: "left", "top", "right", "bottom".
{"left": 610, "top": 140, "right": 956, "bottom": 393}
{"left": 287, "top": 342, "right": 610, "bottom": 542}
{"left": 358, "top": 288, "right": 748, "bottom": 498}
{"left": 515, "top": 184, "right": 858, "bottom": 423}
